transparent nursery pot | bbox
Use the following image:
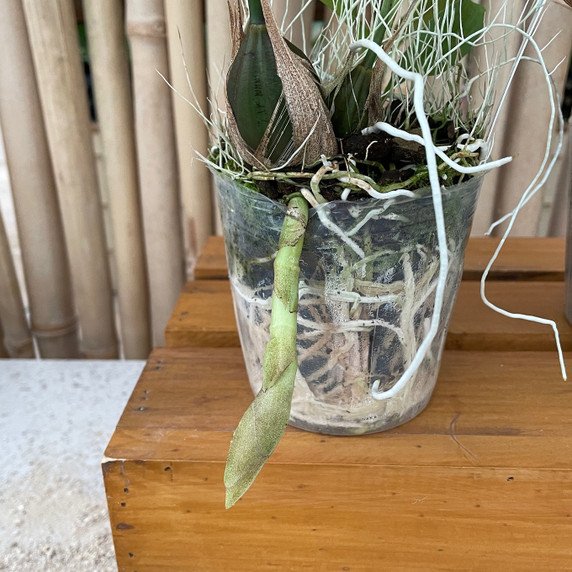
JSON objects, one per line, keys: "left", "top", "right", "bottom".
{"left": 216, "top": 174, "right": 482, "bottom": 435}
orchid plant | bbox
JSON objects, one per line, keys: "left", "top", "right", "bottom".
{"left": 198, "top": 0, "right": 566, "bottom": 508}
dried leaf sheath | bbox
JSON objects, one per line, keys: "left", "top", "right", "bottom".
{"left": 227, "top": 0, "right": 244, "bottom": 60}
{"left": 258, "top": 0, "right": 337, "bottom": 165}
{"left": 225, "top": 0, "right": 337, "bottom": 169}
{"left": 224, "top": 196, "right": 309, "bottom": 508}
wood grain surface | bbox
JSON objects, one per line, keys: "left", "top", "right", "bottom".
{"left": 164, "top": 279, "right": 572, "bottom": 351}
{"left": 194, "top": 235, "right": 565, "bottom": 282}
{"left": 193, "top": 235, "right": 228, "bottom": 280}
{"left": 108, "top": 236, "right": 571, "bottom": 570}
{"left": 104, "top": 348, "right": 572, "bottom": 571}
{"left": 164, "top": 280, "right": 239, "bottom": 347}
{"left": 463, "top": 237, "right": 565, "bottom": 281}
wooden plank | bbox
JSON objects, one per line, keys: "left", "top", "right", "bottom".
{"left": 194, "top": 235, "right": 566, "bottom": 282}
{"left": 106, "top": 348, "right": 572, "bottom": 466}
{"left": 104, "top": 461, "right": 572, "bottom": 571}
{"left": 446, "top": 280, "right": 572, "bottom": 351}
{"left": 164, "top": 280, "right": 239, "bottom": 347}
{"left": 104, "top": 348, "right": 572, "bottom": 571}
{"left": 194, "top": 235, "right": 227, "bottom": 280}
{"left": 164, "top": 279, "right": 572, "bottom": 351}
{"left": 463, "top": 237, "right": 565, "bottom": 281}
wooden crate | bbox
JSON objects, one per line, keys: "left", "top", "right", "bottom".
{"left": 164, "top": 281, "right": 238, "bottom": 348}
{"left": 195, "top": 236, "right": 565, "bottom": 282}
{"left": 462, "top": 236, "right": 564, "bottom": 281}
{"left": 165, "top": 279, "right": 572, "bottom": 351}
{"left": 107, "top": 235, "right": 571, "bottom": 570}
{"left": 103, "top": 347, "right": 572, "bottom": 571}
{"left": 194, "top": 235, "right": 228, "bottom": 280}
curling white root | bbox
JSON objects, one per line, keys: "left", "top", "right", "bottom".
{"left": 314, "top": 200, "right": 365, "bottom": 258}
{"left": 338, "top": 176, "right": 417, "bottom": 201}
{"left": 362, "top": 122, "right": 513, "bottom": 174}
{"left": 352, "top": 2, "right": 569, "bottom": 394}
{"left": 351, "top": 38, "right": 450, "bottom": 401}
{"left": 481, "top": 12, "right": 568, "bottom": 381}
{"left": 300, "top": 187, "right": 320, "bottom": 208}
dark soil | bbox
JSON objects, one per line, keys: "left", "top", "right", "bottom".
{"left": 252, "top": 121, "right": 462, "bottom": 203}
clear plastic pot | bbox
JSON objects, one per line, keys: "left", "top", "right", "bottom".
{"left": 216, "top": 174, "right": 482, "bottom": 435}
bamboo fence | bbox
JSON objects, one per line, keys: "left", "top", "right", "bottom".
{"left": 0, "top": 0, "right": 570, "bottom": 360}
{"left": 205, "top": 0, "right": 232, "bottom": 234}
{"left": 0, "top": 0, "right": 80, "bottom": 359}
{"left": 546, "top": 115, "right": 572, "bottom": 236}
{"left": 165, "top": 0, "right": 213, "bottom": 275}
{"left": 474, "top": 0, "right": 572, "bottom": 236}
{"left": 272, "top": 0, "right": 315, "bottom": 51}
{"left": 0, "top": 211, "right": 34, "bottom": 358}
{"left": 22, "top": 0, "right": 118, "bottom": 358}
{"left": 126, "top": 0, "right": 185, "bottom": 347}
{"left": 0, "top": 321, "right": 8, "bottom": 358}
{"left": 83, "top": 0, "right": 151, "bottom": 359}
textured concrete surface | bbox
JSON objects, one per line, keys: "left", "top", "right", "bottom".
{"left": 0, "top": 359, "right": 144, "bottom": 571}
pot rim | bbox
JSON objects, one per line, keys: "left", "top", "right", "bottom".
{"left": 212, "top": 169, "right": 484, "bottom": 215}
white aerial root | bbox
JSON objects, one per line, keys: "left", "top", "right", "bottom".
{"left": 297, "top": 284, "right": 399, "bottom": 306}
{"left": 310, "top": 164, "right": 331, "bottom": 204}
{"left": 314, "top": 201, "right": 366, "bottom": 258}
{"left": 309, "top": 167, "right": 417, "bottom": 257}
{"left": 229, "top": 276, "right": 272, "bottom": 308}
{"left": 346, "top": 207, "right": 408, "bottom": 236}
{"left": 300, "top": 187, "right": 320, "bottom": 208}
{"left": 362, "top": 122, "right": 513, "bottom": 174}
{"left": 350, "top": 38, "right": 451, "bottom": 401}
{"left": 479, "top": 13, "right": 568, "bottom": 381}
{"left": 338, "top": 177, "right": 417, "bottom": 201}
{"left": 231, "top": 226, "right": 446, "bottom": 413}
{"left": 351, "top": 2, "right": 569, "bottom": 396}
{"left": 297, "top": 245, "right": 442, "bottom": 393}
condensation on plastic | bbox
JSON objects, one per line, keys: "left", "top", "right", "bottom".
{"left": 216, "top": 174, "right": 482, "bottom": 435}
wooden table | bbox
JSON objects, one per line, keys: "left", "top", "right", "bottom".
{"left": 104, "top": 237, "right": 572, "bottom": 571}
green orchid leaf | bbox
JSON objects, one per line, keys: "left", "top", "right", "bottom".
{"left": 329, "top": 63, "right": 373, "bottom": 138}
{"left": 327, "top": 0, "right": 398, "bottom": 137}
{"left": 226, "top": 17, "right": 285, "bottom": 153}
{"left": 318, "top": 0, "right": 334, "bottom": 10}
{"left": 403, "top": 0, "right": 485, "bottom": 73}
{"left": 227, "top": 0, "right": 336, "bottom": 168}
{"left": 442, "top": 0, "right": 486, "bottom": 59}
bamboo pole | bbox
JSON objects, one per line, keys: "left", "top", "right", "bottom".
{"left": 165, "top": 0, "right": 213, "bottom": 276}
{"left": 23, "top": 0, "right": 118, "bottom": 358}
{"left": 547, "top": 118, "right": 572, "bottom": 236}
{"left": 0, "top": 0, "right": 80, "bottom": 358}
{"left": 0, "top": 210, "right": 34, "bottom": 358}
{"left": 0, "top": 320, "right": 8, "bottom": 358}
{"left": 206, "top": 0, "right": 232, "bottom": 235}
{"left": 205, "top": 0, "right": 231, "bottom": 128}
{"left": 489, "top": 3, "right": 572, "bottom": 236}
{"left": 126, "top": 0, "right": 185, "bottom": 346}
{"left": 469, "top": 0, "right": 525, "bottom": 235}
{"left": 91, "top": 127, "right": 118, "bottom": 290}
{"left": 83, "top": 0, "right": 152, "bottom": 359}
